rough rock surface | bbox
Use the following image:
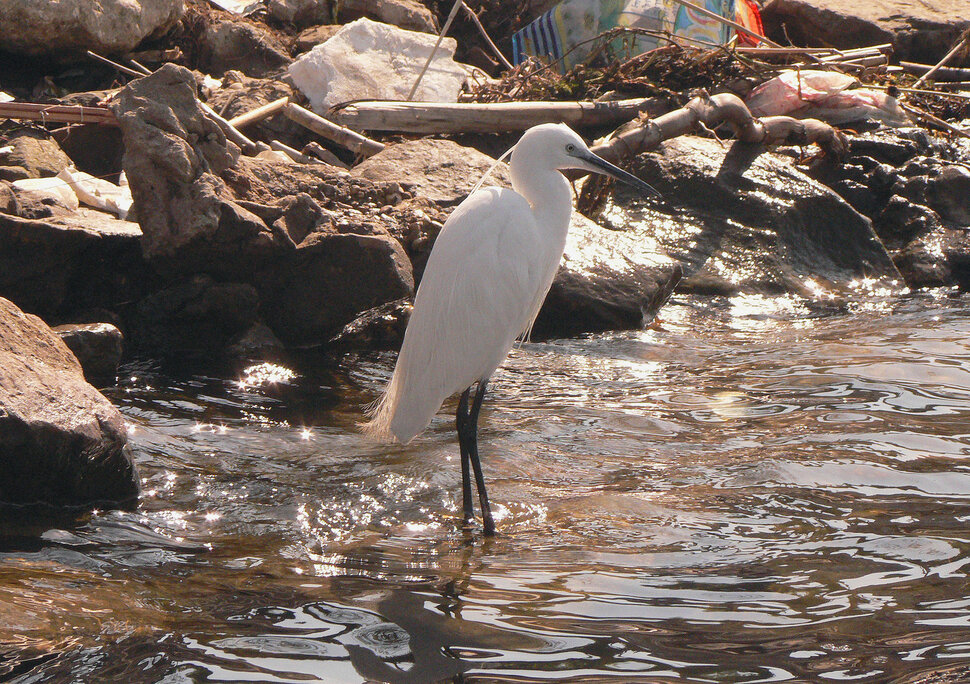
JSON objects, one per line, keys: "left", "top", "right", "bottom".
{"left": 200, "top": 20, "right": 293, "bottom": 77}
{"left": 353, "top": 137, "right": 683, "bottom": 336}
{"left": 761, "top": 0, "right": 970, "bottom": 65}
{"left": 0, "top": 0, "right": 184, "bottom": 58}
{"left": 205, "top": 75, "right": 305, "bottom": 150}
{"left": 260, "top": 232, "right": 414, "bottom": 344}
{"left": 132, "top": 276, "right": 260, "bottom": 355}
{"left": 0, "top": 206, "right": 145, "bottom": 319}
{"left": 0, "top": 297, "right": 138, "bottom": 508}
{"left": 339, "top": 0, "right": 437, "bottom": 34}
{"left": 0, "top": 131, "right": 74, "bottom": 182}
{"left": 808, "top": 129, "right": 970, "bottom": 290}
{"left": 288, "top": 17, "right": 468, "bottom": 112}
{"left": 110, "top": 64, "right": 290, "bottom": 281}
{"left": 601, "top": 135, "right": 901, "bottom": 296}
{"left": 53, "top": 323, "right": 125, "bottom": 385}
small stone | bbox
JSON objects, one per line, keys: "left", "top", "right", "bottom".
{"left": 53, "top": 322, "right": 125, "bottom": 384}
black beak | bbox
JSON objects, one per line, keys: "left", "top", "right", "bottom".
{"left": 573, "top": 149, "right": 661, "bottom": 198}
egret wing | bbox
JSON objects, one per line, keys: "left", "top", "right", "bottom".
{"left": 368, "top": 187, "right": 544, "bottom": 443}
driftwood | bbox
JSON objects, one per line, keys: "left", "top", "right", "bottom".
{"left": 0, "top": 102, "right": 116, "bottom": 126}
{"left": 571, "top": 91, "right": 849, "bottom": 214}
{"left": 584, "top": 91, "right": 848, "bottom": 170}
{"left": 283, "top": 102, "right": 385, "bottom": 157}
{"left": 331, "top": 97, "right": 671, "bottom": 134}
{"left": 227, "top": 97, "right": 289, "bottom": 128}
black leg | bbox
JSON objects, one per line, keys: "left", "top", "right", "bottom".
{"left": 455, "top": 387, "right": 474, "bottom": 527}
{"left": 467, "top": 381, "right": 495, "bottom": 536}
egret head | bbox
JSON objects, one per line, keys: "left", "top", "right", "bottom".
{"left": 515, "top": 123, "right": 661, "bottom": 198}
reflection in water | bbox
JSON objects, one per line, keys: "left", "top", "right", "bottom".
{"left": 4, "top": 292, "right": 970, "bottom": 681}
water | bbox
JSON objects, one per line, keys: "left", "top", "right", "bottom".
{"left": 5, "top": 291, "right": 970, "bottom": 682}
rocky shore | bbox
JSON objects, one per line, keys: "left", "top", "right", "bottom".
{"left": 0, "top": 0, "right": 968, "bottom": 508}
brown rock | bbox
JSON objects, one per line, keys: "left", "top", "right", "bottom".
{"left": 53, "top": 322, "right": 125, "bottom": 385}
{"left": 0, "top": 130, "right": 73, "bottom": 182}
{"left": 0, "top": 297, "right": 138, "bottom": 507}
{"left": 261, "top": 232, "right": 414, "bottom": 344}
{"left": 761, "top": 0, "right": 970, "bottom": 65}
{"left": 110, "top": 64, "right": 290, "bottom": 281}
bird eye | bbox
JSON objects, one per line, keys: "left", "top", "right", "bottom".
{"left": 565, "top": 143, "right": 575, "bottom": 153}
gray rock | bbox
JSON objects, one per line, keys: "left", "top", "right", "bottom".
{"left": 0, "top": 297, "right": 138, "bottom": 507}
{"left": 0, "top": 130, "right": 74, "bottom": 182}
{"left": 534, "top": 213, "right": 682, "bottom": 337}
{"left": 268, "top": 0, "right": 331, "bottom": 28}
{"left": 295, "top": 24, "right": 343, "bottom": 53}
{"left": 110, "top": 64, "right": 291, "bottom": 281}
{"left": 760, "top": 0, "right": 970, "bottom": 65}
{"left": 330, "top": 298, "right": 413, "bottom": 349}
{"left": 201, "top": 20, "right": 293, "bottom": 77}
{"left": 353, "top": 138, "right": 501, "bottom": 206}
{"left": 602, "top": 135, "right": 902, "bottom": 296}
{"left": 227, "top": 323, "right": 286, "bottom": 360}
{"left": 0, "top": 208, "right": 145, "bottom": 320}
{"left": 261, "top": 232, "right": 414, "bottom": 344}
{"left": 0, "top": 0, "right": 184, "bottom": 58}
{"left": 339, "top": 0, "right": 437, "bottom": 33}
{"left": 53, "top": 322, "right": 125, "bottom": 384}
{"left": 927, "top": 166, "right": 970, "bottom": 226}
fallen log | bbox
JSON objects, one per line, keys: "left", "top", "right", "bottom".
{"left": 284, "top": 102, "right": 385, "bottom": 157}
{"left": 330, "top": 97, "right": 672, "bottom": 134}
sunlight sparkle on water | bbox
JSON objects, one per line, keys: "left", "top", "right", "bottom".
{"left": 237, "top": 362, "right": 297, "bottom": 390}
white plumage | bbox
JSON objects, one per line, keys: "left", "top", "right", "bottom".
{"left": 361, "top": 123, "right": 659, "bottom": 535}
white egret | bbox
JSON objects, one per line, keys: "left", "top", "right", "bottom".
{"left": 363, "top": 123, "right": 660, "bottom": 535}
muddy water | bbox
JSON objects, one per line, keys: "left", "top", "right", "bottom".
{"left": 5, "top": 291, "right": 970, "bottom": 682}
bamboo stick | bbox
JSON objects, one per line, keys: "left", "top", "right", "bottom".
{"left": 283, "top": 102, "right": 385, "bottom": 156}
{"left": 227, "top": 97, "right": 289, "bottom": 128}
{"left": 901, "top": 61, "right": 970, "bottom": 82}
{"left": 269, "top": 139, "right": 317, "bottom": 164}
{"left": 407, "top": 0, "right": 463, "bottom": 101}
{"left": 302, "top": 142, "right": 350, "bottom": 169}
{"left": 461, "top": 2, "right": 513, "bottom": 70}
{"left": 865, "top": 83, "right": 970, "bottom": 101}
{"left": 913, "top": 32, "right": 970, "bottom": 88}
{"left": 330, "top": 97, "right": 669, "bottom": 134}
{"left": 0, "top": 101, "right": 117, "bottom": 125}
{"left": 900, "top": 102, "right": 970, "bottom": 139}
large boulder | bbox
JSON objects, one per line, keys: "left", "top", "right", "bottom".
{"left": 807, "top": 129, "right": 970, "bottom": 290}
{"left": 0, "top": 203, "right": 145, "bottom": 320}
{"left": 200, "top": 20, "right": 293, "bottom": 78}
{"left": 760, "top": 0, "right": 970, "bottom": 65}
{"left": 260, "top": 232, "right": 414, "bottom": 344}
{"left": 288, "top": 18, "right": 468, "bottom": 113}
{"left": 601, "top": 135, "right": 901, "bottom": 296}
{"left": 0, "top": 297, "right": 138, "bottom": 508}
{"left": 352, "top": 137, "right": 683, "bottom": 337}
{"left": 110, "top": 64, "right": 291, "bottom": 281}
{"left": 0, "top": 0, "right": 184, "bottom": 59}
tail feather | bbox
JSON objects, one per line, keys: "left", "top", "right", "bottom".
{"left": 359, "top": 373, "right": 401, "bottom": 443}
